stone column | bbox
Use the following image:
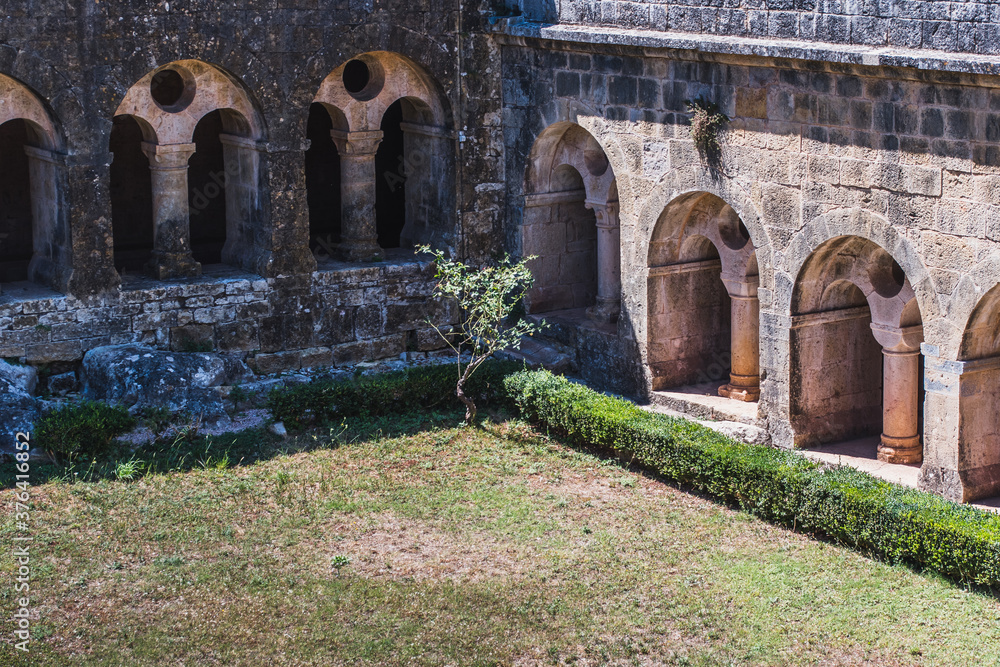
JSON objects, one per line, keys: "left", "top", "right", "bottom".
{"left": 719, "top": 276, "right": 760, "bottom": 402}
{"left": 871, "top": 323, "right": 924, "bottom": 464}
{"left": 585, "top": 198, "right": 621, "bottom": 322}
{"left": 141, "top": 141, "right": 200, "bottom": 279}
{"left": 23, "top": 145, "right": 67, "bottom": 290}
{"left": 330, "top": 129, "right": 384, "bottom": 261}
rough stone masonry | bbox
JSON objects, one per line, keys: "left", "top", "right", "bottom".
{"left": 3, "top": 0, "right": 1000, "bottom": 502}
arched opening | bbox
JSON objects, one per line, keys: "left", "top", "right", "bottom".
{"left": 189, "top": 110, "right": 228, "bottom": 265}
{"left": 305, "top": 102, "right": 342, "bottom": 254}
{"left": 955, "top": 284, "right": 1000, "bottom": 499}
{"left": 791, "top": 236, "right": 923, "bottom": 463}
{"left": 0, "top": 119, "right": 35, "bottom": 283}
{"left": 313, "top": 52, "right": 455, "bottom": 259}
{"left": 109, "top": 115, "right": 154, "bottom": 273}
{"left": 646, "top": 193, "right": 758, "bottom": 401}
{"left": 114, "top": 60, "right": 268, "bottom": 279}
{"left": 523, "top": 122, "right": 617, "bottom": 322}
{"left": 524, "top": 164, "right": 598, "bottom": 313}
{"left": 375, "top": 99, "right": 406, "bottom": 248}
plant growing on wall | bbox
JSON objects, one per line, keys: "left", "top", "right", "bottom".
{"left": 685, "top": 96, "right": 729, "bottom": 158}
{"left": 417, "top": 245, "right": 546, "bottom": 424}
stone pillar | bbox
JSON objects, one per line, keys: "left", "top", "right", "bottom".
{"left": 141, "top": 142, "right": 200, "bottom": 279}
{"left": 719, "top": 276, "right": 760, "bottom": 402}
{"left": 23, "top": 145, "right": 70, "bottom": 291}
{"left": 330, "top": 129, "right": 384, "bottom": 261}
{"left": 585, "top": 198, "right": 621, "bottom": 322}
{"left": 870, "top": 323, "right": 924, "bottom": 464}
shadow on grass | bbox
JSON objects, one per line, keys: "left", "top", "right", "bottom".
{"left": 0, "top": 408, "right": 478, "bottom": 489}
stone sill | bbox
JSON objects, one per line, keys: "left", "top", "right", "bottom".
{"left": 494, "top": 18, "right": 1000, "bottom": 79}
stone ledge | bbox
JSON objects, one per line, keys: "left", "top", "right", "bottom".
{"left": 495, "top": 19, "right": 1000, "bottom": 79}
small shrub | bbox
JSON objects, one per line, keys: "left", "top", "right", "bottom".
{"left": 418, "top": 245, "right": 546, "bottom": 424}
{"left": 505, "top": 369, "right": 1000, "bottom": 588}
{"left": 37, "top": 401, "right": 136, "bottom": 462}
{"left": 686, "top": 96, "right": 728, "bottom": 159}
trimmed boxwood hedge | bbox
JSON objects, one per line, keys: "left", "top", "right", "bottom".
{"left": 267, "top": 360, "right": 522, "bottom": 429}
{"left": 504, "top": 369, "right": 1000, "bottom": 588}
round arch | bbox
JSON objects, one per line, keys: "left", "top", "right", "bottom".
{"left": 114, "top": 59, "right": 267, "bottom": 144}
{"left": 787, "top": 229, "right": 926, "bottom": 464}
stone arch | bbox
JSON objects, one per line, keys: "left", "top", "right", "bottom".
{"left": 0, "top": 73, "right": 72, "bottom": 293}
{"left": 111, "top": 60, "right": 269, "bottom": 279}
{"left": 781, "top": 208, "right": 937, "bottom": 323}
{"left": 789, "top": 233, "right": 925, "bottom": 464}
{"left": 522, "top": 121, "right": 620, "bottom": 322}
{"left": 645, "top": 191, "right": 760, "bottom": 401}
{"left": 312, "top": 52, "right": 454, "bottom": 258}
{"left": 944, "top": 280, "right": 1000, "bottom": 501}
{"left": 628, "top": 171, "right": 771, "bottom": 397}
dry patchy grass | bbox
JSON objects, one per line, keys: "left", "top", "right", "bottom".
{"left": 2, "top": 414, "right": 1000, "bottom": 666}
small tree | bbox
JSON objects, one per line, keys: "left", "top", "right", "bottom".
{"left": 418, "top": 245, "right": 546, "bottom": 424}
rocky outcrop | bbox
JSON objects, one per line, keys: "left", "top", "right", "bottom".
{"left": 82, "top": 344, "right": 254, "bottom": 426}
{"left": 0, "top": 359, "right": 39, "bottom": 447}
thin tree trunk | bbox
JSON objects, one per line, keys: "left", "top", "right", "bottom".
{"left": 456, "top": 365, "right": 477, "bottom": 424}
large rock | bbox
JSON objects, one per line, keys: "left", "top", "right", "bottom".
{"left": 0, "top": 359, "right": 40, "bottom": 450}
{"left": 82, "top": 344, "right": 254, "bottom": 425}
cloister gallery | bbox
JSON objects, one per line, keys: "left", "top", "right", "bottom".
{"left": 3, "top": 1, "right": 1000, "bottom": 502}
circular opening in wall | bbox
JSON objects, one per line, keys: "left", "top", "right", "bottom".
{"left": 869, "top": 252, "right": 906, "bottom": 299}
{"left": 150, "top": 66, "right": 196, "bottom": 112}
{"left": 341, "top": 57, "right": 384, "bottom": 101}
{"left": 719, "top": 208, "right": 751, "bottom": 250}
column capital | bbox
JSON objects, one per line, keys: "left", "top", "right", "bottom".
{"left": 219, "top": 133, "right": 263, "bottom": 151}
{"left": 330, "top": 129, "right": 383, "bottom": 156}
{"left": 141, "top": 142, "right": 196, "bottom": 169}
{"left": 585, "top": 198, "right": 620, "bottom": 229}
{"left": 870, "top": 323, "right": 923, "bottom": 353}
{"left": 721, "top": 274, "right": 759, "bottom": 299}
{"left": 23, "top": 145, "right": 64, "bottom": 165}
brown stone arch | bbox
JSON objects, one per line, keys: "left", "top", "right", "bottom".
{"left": 942, "top": 283, "right": 1000, "bottom": 500}
{"left": 111, "top": 60, "right": 269, "bottom": 279}
{"left": 646, "top": 192, "right": 759, "bottom": 401}
{"left": 790, "top": 235, "right": 924, "bottom": 463}
{"left": 523, "top": 122, "right": 620, "bottom": 322}
{"left": 312, "top": 52, "right": 454, "bottom": 259}
{"left": 0, "top": 73, "right": 72, "bottom": 294}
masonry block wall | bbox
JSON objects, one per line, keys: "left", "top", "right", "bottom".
{"left": 498, "top": 14, "right": 1000, "bottom": 501}
{"left": 6, "top": 0, "right": 1000, "bottom": 503}
{"left": 0, "top": 0, "right": 507, "bottom": 376}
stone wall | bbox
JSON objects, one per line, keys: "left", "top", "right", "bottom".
{"left": 498, "top": 24, "right": 1000, "bottom": 501}
{"left": 507, "top": 0, "right": 1000, "bottom": 55}
{"left": 0, "top": 256, "right": 452, "bottom": 385}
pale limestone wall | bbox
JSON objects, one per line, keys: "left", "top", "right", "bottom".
{"left": 499, "top": 28, "right": 1000, "bottom": 500}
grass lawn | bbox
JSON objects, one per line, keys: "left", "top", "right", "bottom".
{"left": 3, "top": 411, "right": 1000, "bottom": 665}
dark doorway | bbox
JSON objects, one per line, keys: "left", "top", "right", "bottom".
{"left": 189, "top": 110, "right": 228, "bottom": 265}
{"left": 0, "top": 119, "right": 34, "bottom": 283}
{"left": 109, "top": 115, "right": 154, "bottom": 273}
{"left": 305, "top": 103, "right": 341, "bottom": 255}
{"left": 375, "top": 99, "right": 406, "bottom": 248}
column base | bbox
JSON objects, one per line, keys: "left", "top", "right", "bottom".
{"left": 718, "top": 374, "right": 760, "bottom": 402}
{"left": 586, "top": 297, "right": 620, "bottom": 323}
{"left": 337, "top": 238, "right": 384, "bottom": 262}
{"left": 718, "top": 383, "right": 760, "bottom": 402}
{"left": 877, "top": 434, "right": 922, "bottom": 464}
{"left": 145, "top": 253, "right": 202, "bottom": 280}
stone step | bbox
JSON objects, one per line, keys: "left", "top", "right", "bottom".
{"left": 500, "top": 335, "right": 577, "bottom": 375}
{"left": 649, "top": 381, "right": 759, "bottom": 426}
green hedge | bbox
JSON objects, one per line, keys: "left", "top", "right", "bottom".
{"left": 504, "top": 369, "right": 1000, "bottom": 588}
{"left": 267, "top": 359, "right": 522, "bottom": 429}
